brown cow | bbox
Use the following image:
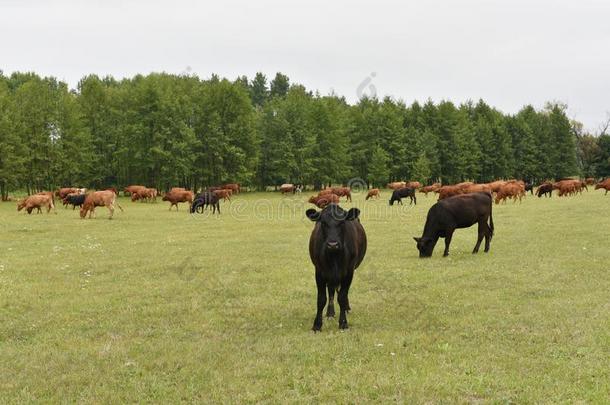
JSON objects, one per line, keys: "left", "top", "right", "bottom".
{"left": 308, "top": 193, "right": 340, "bottom": 208}
{"left": 56, "top": 187, "right": 78, "bottom": 199}
{"left": 213, "top": 189, "right": 232, "bottom": 201}
{"left": 486, "top": 180, "right": 507, "bottom": 193}
{"left": 326, "top": 187, "right": 352, "bottom": 202}
{"left": 162, "top": 190, "right": 194, "bottom": 211}
{"left": 438, "top": 185, "right": 463, "bottom": 200}
{"left": 280, "top": 184, "right": 296, "bottom": 194}
{"left": 170, "top": 187, "right": 187, "bottom": 193}
{"left": 553, "top": 179, "right": 581, "bottom": 197}
{"left": 464, "top": 184, "right": 493, "bottom": 194}
{"left": 419, "top": 183, "right": 441, "bottom": 196}
{"left": 131, "top": 187, "right": 158, "bottom": 202}
{"left": 365, "top": 188, "right": 380, "bottom": 200}
{"left": 594, "top": 179, "right": 610, "bottom": 195}
{"left": 17, "top": 194, "right": 55, "bottom": 214}
{"left": 406, "top": 181, "right": 421, "bottom": 189}
{"left": 585, "top": 177, "right": 595, "bottom": 186}
{"left": 223, "top": 183, "right": 240, "bottom": 194}
{"left": 387, "top": 181, "right": 406, "bottom": 190}
{"left": 495, "top": 183, "right": 523, "bottom": 204}
{"left": 124, "top": 185, "right": 146, "bottom": 196}
{"left": 80, "top": 190, "right": 123, "bottom": 219}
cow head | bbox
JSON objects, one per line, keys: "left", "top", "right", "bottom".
{"left": 413, "top": 236, "right": 436, "bottom": 257}
{"left": 17, "top": 200, "right": 25, "bottom": 211}
{"left": 306, "top": 204, "right": 360, "bottom": 252}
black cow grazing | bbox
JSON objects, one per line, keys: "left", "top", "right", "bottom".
{"left": 389, "top": 187, "right": 416, "bottom": 206}
{"left": 524, "top": 182, "right": 534, "bottom": 195}
{"left": 63, "top": 193, "right": 86, "bottom": 210}
{"left": 536, "top": 183, "right": 553, "bottom": 198}
{"left": 191, "top": 192, "right": 220, "bottom": 214}
{"left": 414, "top": 192, "right": 494, "bottom": 257}
{"left": 306, "top": 204, "right": 367, "bottom": 331}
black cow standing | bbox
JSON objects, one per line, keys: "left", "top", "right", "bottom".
{"left": 389, "top": 187, "right": 416, "bottom": 206}
{"left": 191, "top": 192, "right": 220, "bottom": 214}
{"left": 306, "top": 204, "right": 367, "bottom": 331}
{"left": 414, "top": 192, "right": 494, "bottom": 257}
{"left": 63, "top": 194, "right": 86, "bottom": 210}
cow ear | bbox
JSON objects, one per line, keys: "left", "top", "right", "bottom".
{"left": 305, "top": 209, "right": 320, "bottom": 222}
{"left": 413, "top": 237, "right": 421, "bottom": 243}
{"left": 345, "top": 208, "right": 360, "bottom": 221}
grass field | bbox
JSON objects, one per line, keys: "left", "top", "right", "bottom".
{"left": 1, "top": 189, "right": 609, "bottom": 403}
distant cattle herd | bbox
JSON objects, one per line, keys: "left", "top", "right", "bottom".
{"left": 11, "top": 177, "right": 610, "bottom": 332}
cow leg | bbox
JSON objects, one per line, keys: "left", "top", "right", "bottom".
{"left": 443, "top": 229, "right": 455, "bottom": 257}
{"left": 484, "top": 225, "right": 492, "bottom": 252}
{"left": 216, "top": 202, "right": 220, "bottom": 214}
{"left": 326, "top": 285, "right": 336, "bottom": 318}
{"left": 108, "top": 205, "right": 114, "bottom": 220}
{"left": 413, "top": 195, "right": 417, "bottom": 205}
{"left": 473, "top": 221, "right": 485, "bottom": 254}
{"left": 338, "top": 271, "right": 354, "bottom": 329}
{"left": 312, "top": 271, "right": 326, "bottom": 332}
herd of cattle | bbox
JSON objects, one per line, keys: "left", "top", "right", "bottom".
{"left": 13, "top": 178, "right": 610, "bottom": 219}
{"left": 10, "top": 177, "right": 610, "bottom": 331}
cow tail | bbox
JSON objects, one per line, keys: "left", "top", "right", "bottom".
{"left": 489, "top": 205, "right": 494, "bottom": 237}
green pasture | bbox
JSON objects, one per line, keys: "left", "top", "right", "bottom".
{"left": 1, "top": 190, "right": 608, "bottom": 402}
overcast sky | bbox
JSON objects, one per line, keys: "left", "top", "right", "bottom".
{"left": 2, "top": 0, "right": 609, "bottom": 130}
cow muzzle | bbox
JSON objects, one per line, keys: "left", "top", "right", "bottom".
{"left": 326, "top": 241, "right": 341, "bottom": 251}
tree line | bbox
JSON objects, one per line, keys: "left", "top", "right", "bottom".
{"left": 1, "top": 70, "right": 609, "bottom": 199}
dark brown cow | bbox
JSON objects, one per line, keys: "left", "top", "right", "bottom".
{"left": 414, "top": 192, "right": 494, "bottom": 257}
{"left": 537, "top": 182, "right": 553, "bottom": 198}
{"left": 80, "top": 190, "right": 123, "bottom": 219}
{"left": 595, "top": 179, "right": 610, "bottom": 195}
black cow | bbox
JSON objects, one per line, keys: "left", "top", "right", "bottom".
{"left": 63, "top": 193, "right": 86, "bottom": 210}
{"left": 191, "top": 192, "right": 220, "bottom": 214}
{"left": 524, "top": 182, "right": 534, "bottom": 195}
{"left": 413, "top": 192, "right": 494, "bottom": 257}
{"left": 306, "top": 204, "right": 367, "bottom": 331}
{"left": 536, "top": 183, "right": 553, "bottom": 198}
{"left": 389, "top": 187, "right": 416, "bottom": 206}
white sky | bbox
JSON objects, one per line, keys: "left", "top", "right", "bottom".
{"left": 2, "top": 0, "right": 609, "bottom": 131}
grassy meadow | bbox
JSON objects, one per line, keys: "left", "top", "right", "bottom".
{"left": 1, "top": 189, "right": 609, "bottom": 403}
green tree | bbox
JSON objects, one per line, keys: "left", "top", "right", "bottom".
{"left": 367, "top": 145, "right": 390, "bottom": 187}
{"left": 269, "top": 72, "right": 290, "bottom": 99}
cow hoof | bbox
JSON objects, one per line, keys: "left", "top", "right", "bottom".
{"left": 339, "top": 322, "right": 349, "bottom": 330}
{"left": 312, "top": 321, "right": 322, "bottom": 332}
{"left": 326, "top": 312, "right": 335, "bottom": 318}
